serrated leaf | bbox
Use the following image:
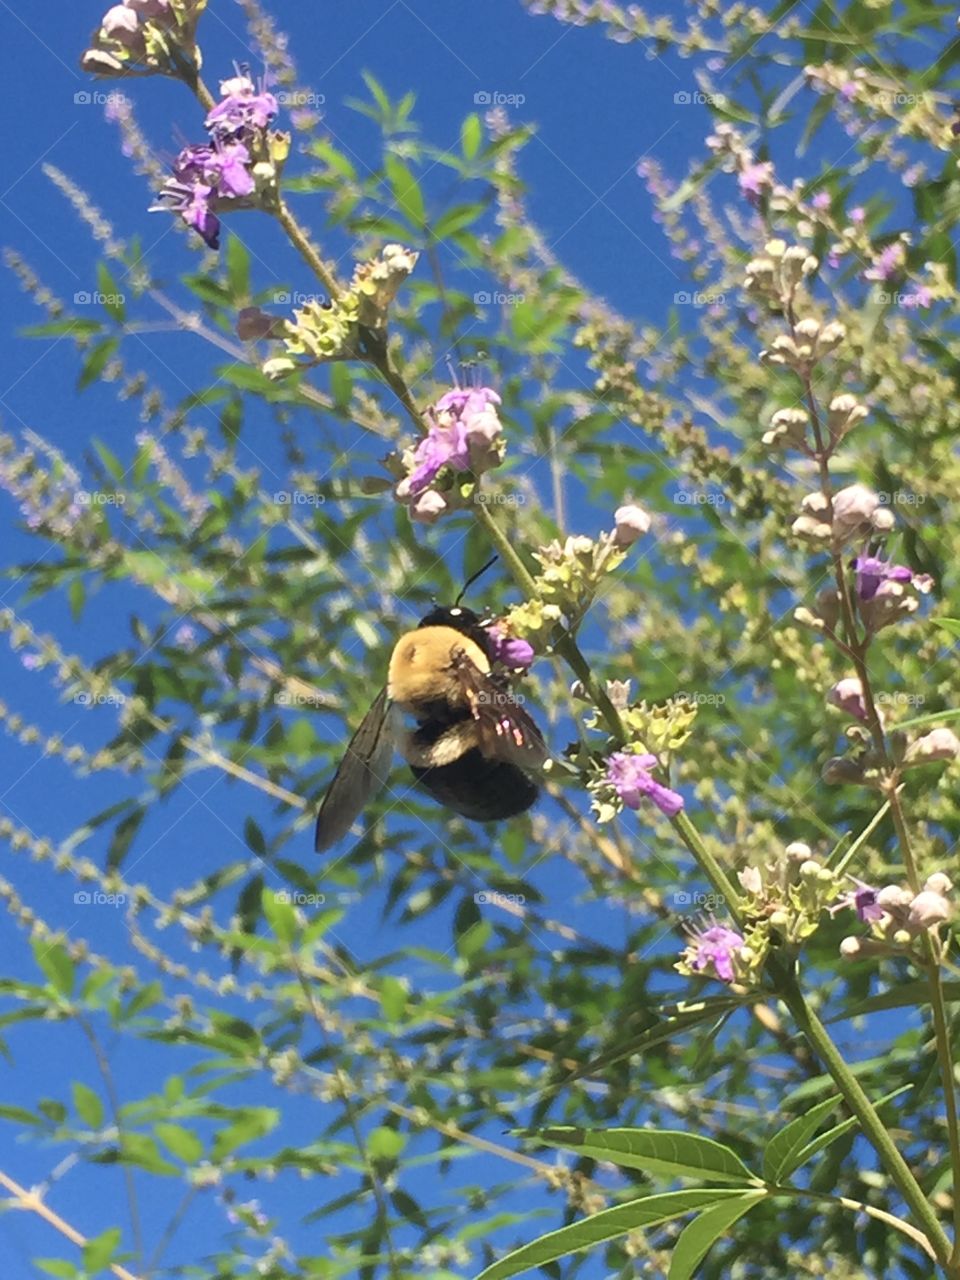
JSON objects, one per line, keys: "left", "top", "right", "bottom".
{"left": 474, "top": 1190, "right": 746, "bottom": 1280}
{"left": 668, "top": 1192, "right": 767, "bottom": 1280}
{"left": 521, "top": 1127, "right": 756, "bottom": 1184}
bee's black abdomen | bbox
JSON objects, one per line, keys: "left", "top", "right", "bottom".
{"left": 410, "top": 750, "right": 538, "bottom": 822}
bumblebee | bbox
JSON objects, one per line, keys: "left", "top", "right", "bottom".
{"left": 314, "top": 603, "right": 547, "bottom": 852}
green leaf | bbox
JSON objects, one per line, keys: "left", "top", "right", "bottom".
{"left": 473, "top": 1190, "right": 747, "bottom": 1280}
{"left": 763, "top": 1093, "right": 843, "bottom": 1183}
{"left": 934, "top": 618, "right": 960, "bottom": 640}
{"left": 379, "top": 976, "right": 407, "bottom": 1022}
{"left": 521, "top": 1127, "right": 757, "bottom": 1184}
{"left": 77, "top": 337, "right": 119, "bottom": 392}
{"left": 82, "top": 1226, "right": 121, "bottom": 1275}
{"left": 244, "top": 817, "right": 268, "bottom": 858}
{"left": 226, "top": 234, "right": 251, "bottom": 301}
{"left": 667, "top": 1192, "right": 767, "bottom": 1280}
{"left": 368, "top": 1126, "right": 406, "bottom": 1160}
{"left": 212, "top": 1107, "right": 280, "bottom": 1160}
{"left": 96, "top": 263, "right": 126, "bottom": 323}
{"left": 72, "top": 1082, "right": 104, "bottom": 1129}
{"left": 261, "top": 886, "right": 297, "bottom": 944}
{"left": 33, "top": 939, "right": 75, "bottom": 998}
{"left": 385, "top": 155, "right": 425, "bottom": 227}
{"left": 785, "top": 1086, "right": 912, "bottom": 1178}
{"left": 461, "top": 113, "right": 483, "bottom": 160}
{"left": 36, "top": 1261, "right": 79, "bottom": 1278}
{"left": 155, "top": 1122, "right": 203, "bottom": 1163}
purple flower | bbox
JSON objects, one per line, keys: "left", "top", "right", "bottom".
{"left": 152, "top": 180, "right": 220, "bottom": 248}
{"left": 854, "top": 554, "right": 913, "bottom": 602}
{"left": 830, "top": 879, "right": 885, "bottom": 924}
{"left": 20, "top": 654, "right": 41, "bottom": 671}
{"left": 864, "top": 242, "right": 905, "bottom": 283}
{"left": 901, "top": 287, "right": 932, "bottom": 310}
{"left": 606, "top": 751, "right": 684, "bottom": 817}
{"left": 828, "top": 677, "right": 867, "bottom": 723}
{"left": 811, "top": 191, "right": 831, "bottom": 211}
{"left": 401, "top": 418, "right": 471, "bottom": 497}
{"left": 737, "top": 160, "right": 773, "bottom": 205}
{"left": 849, "top": 206, "right": 866, "bottom": 224}
{"left": 486, "top": 625, "right": 534, "bottom": 670}
{"left": 205, "top": 73, "right": 278, "bottom": 139}
{"left": 397, "top": 385, "right": 503, "bottom": 501}
{"left": 685, "top": 922, "right": 744, "bottom": 982}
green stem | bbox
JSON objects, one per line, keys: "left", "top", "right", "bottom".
{"left": 771, "top": 955, "right": 955, "bottom": 1271}
{"left": 275, "top": 198, "right": 343, "bottom": 302}
{"left": 474, "top": 501, "right": 743, "bottom": 915}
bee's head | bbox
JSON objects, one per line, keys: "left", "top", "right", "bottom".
{"left": 418, "top": 605, "right": 492, "bottom": 657}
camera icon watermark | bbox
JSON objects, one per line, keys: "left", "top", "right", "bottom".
{"left": 672, "top": 90, "right": 727, "bottom": 106}
{"left": 474, "top": 890, "right": 526, "bottom": 906}
{"left": 75, "top": 692, "right": 126, "bottom": 707}
{"left": 473, "top": 491, "right": 525, "bottom": 507}
{"left": 673, "top": 488, "right": 727, "bottom": 506}
{"left": 275, "top": 690, "right": 327, "bottom": 707}
{"left": 73, "top": 90, "right": 129, "bottom": 108}
{"left": 673, "top": 290, "right": 726, "bottom": 307}
{"left": 74, "top": 890, "right": 126, "bottom": 907}
{"left": 75, "top": 490, "right": 126, "bottom": 507}
{"left": 473, "top": 90, "right": 526, "bottom": 107}
{"left": 74, "top": 290, "right": 126, "bottom": 307}
{"left": 276, "top": 91, "right": 326, "bottom": 108}
{"left": 473, "top": 290, "right": 525, "bottom": 306}
{"left": 675, "top": 691, "right": 726, "bottom": 707}
{"left": 271, "top": 289, "right": 323, "bottom": 307}
{"left": 673, "top": 891, "right": 725, "bottom": 909}
{"left": 273, "top": 491, "right": 326, "bottom": 507}
{"left": 273, "top": 889, "right": 326, "bottom": 906}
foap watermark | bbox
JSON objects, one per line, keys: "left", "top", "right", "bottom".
{"left": 476, "top": 689, "right": 527, "bottom": 707}
{"left": 75, "top": 692, "right": 126, "bottom": 707}
{"left": 873, "top": 290, "right": 931, "bottom": 310}
{"left": 673, "top": 891, "right": 725, "bottom": 910}
{"left": 74, "top": 290, "right": 126, "bottom": 307}
{"left": 274, "top": 491, "right": 326, "bottom": 507}
{"left": 474, "top": 90, "right": 526, "bottom": 106}
{"left": 474, "top": 290, "right": 525, "bottom": 306}
{"left": 877, "top": 490, "right": 927, "bottom": 508}
{"left": 74, "top": 90, "right": 129, "bottom": 108}
{"left": 275, "top": 91, "right": 326, "bottom": 108}
{"left": 877, "top": 692, "right": 926, "bottom": 709}
{"left": 673, "top": 290, "right": 726, "bottom": 307}
{"left": 273, "top": 890, "right": 326, "bottom": 906}
{"left": 674, "top": 488, "right": 727, "bottom": 507}
{"left": 473, "top": 491, "right": 526, "bottom": 507}
{"left": 275, "top": 691, "right": 328, "bottom": 708}
{"left": 75, "top": 490, "right": 126, "bottom": 507}
{"left": 474, "top": 890, "right": 526, "bottom": 906}
{"left": 675, "top": 691, "right": 726, "bottom": 708}
{"left": 673, "top": 90, "right": 727, "bottom": 107}
{"left": 74, "top": 890, "right": 126, "bottom": 907}
{"left": 272, "top": 290, "right": 325, "bottom": 306}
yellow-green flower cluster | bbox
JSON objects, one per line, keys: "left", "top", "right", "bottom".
{"left": 81, "top": 0, "right": 207, "bottom": 79}
{"left": 737, "top": 843, "right": 841, "bottom": 945}
{"left": 263, "top": 245, "right": 418, "bottom": 378}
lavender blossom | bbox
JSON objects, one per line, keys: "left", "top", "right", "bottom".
{"left": 605, "top": 751, "right": 684, "bottom": 817}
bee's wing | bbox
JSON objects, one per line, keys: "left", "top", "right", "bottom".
{"left": 454, "top": 656, "right": 548, "bottom": 770}
{"left": 314, "top": 687, "right": 395, "bottom": 853}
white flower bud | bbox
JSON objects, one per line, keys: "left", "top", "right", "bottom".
{"left": 909, "top": 891, "right": 952, "bottom": 929}
{"left": 612, "top": 503, "right": 651, "bottom": 547}
{"left": 925, "top": 873, "right": 953, "bottom": 896}
{"left": 839, "top": 936, "right": 862, "bottom": 959}
{"left": 906, "top": 727, "right": 960, "bottom": 764}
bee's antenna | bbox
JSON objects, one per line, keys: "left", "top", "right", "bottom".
{"left": 456, "top": 554, "right": 498, "bottom": 606}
